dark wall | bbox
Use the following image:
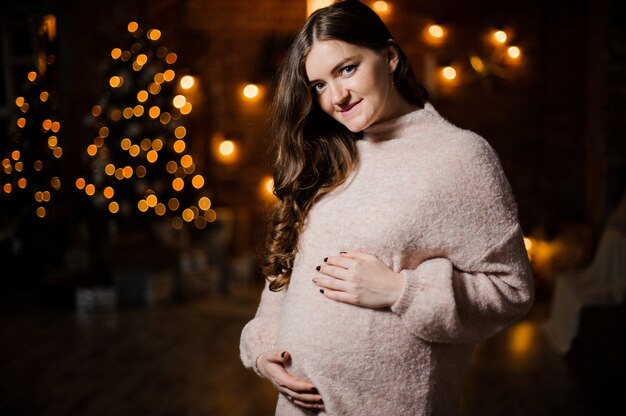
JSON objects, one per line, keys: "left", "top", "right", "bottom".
{"left": 2, "top": 0, "right": 624, "bottom": 270}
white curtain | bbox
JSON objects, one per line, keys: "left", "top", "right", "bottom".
{"left": 542, "top": 193, "right": 626, "bottom": 354}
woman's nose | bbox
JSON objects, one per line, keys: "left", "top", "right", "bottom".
{"left": 330, "top": 83, "right": 349, "bottom": 106}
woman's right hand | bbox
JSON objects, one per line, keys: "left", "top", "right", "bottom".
{"left": 256, "top": 350, "right": 325, "bottom": 412}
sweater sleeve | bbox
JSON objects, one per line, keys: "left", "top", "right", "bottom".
{"left": 239, "top": 280, "right": 287, "bottom": 376}
{"left": 390, "top": 133, "right": 534, "bottom": 344}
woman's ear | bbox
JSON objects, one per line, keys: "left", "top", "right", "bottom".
{"left": 386, "top": 40, "right": 400, "bottom": 73}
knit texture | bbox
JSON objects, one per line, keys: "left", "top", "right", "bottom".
{"left": 240, "top": 103, "right": 534, "bottom": 415}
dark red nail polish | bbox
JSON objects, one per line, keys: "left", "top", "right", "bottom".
{"left": 323, "top": 257, "right": 328, "bottom": 262}
{"left": 319, "top": 289, "right": 324, "bottom": 294}
{"left": 316, "top": 265, "right": 320, "bottom": 271}
{"left": 340, "top": 251, "right": 347, "bottom": 254}
{"left": 281, "top": 351, "right": 285, "bottom": 358}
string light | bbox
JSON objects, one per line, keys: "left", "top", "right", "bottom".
{"left": 307, "top": 0, "right": 335, "bottom": 17}
{"left": 260, "top": 176, "right": 277, "bottom": 202}
{"left": 372, "top": 1, "right": 391, "bottom": 17}
{"left": 423, "top": 23, "right": 447, "bottom": 46}
{"left": 242, "top": 84, "right": 260, "bottom": 100}
{"left": 442, "top": 66, "right": 457, "bottom": 80}
{"left": 507, "top": 46, "right": 521, "bottom": 59}
{"left": 180, "top": 75, "right": 195, "bottom": 90}
{"left": 493, "top": 30, "right": 508, "bottom": 44}
{"left": 470, "top": 56, "right": 485, "bottom": 74}
{"left": 219, "top": 140, "right": 235, "bottom": 156}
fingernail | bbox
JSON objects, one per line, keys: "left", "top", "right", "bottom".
{"left": 312, "top": 278, "right": 317, "bottom": 284}
{"left": 340, "top": 251, "right": 347, "bottom": 254}
{"left": 315, "top": 265, "right": 320, "bottom": 271}
{"left": 281, "top": 351, "right": 286, "bottom": 358}
{"left": 323, "top": 257, "right": 327, "bottom": 262}
{"left": 319, "top": 289, "right": 324, "bottom": 294}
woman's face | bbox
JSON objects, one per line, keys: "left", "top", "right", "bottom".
{"left": 305, "top": 39, "right": 399, "bottom": 133}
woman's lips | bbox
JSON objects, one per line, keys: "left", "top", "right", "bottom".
{"left": 339, "top": 99, "right": 362, "bottom": 115}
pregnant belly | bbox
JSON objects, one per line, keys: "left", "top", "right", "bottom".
{"left": 274, "top": 285, "right": 425, "bottom": 380}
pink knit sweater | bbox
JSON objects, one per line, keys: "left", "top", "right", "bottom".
{"left": 240, "top": 103, "right": 534, "bottom": 415}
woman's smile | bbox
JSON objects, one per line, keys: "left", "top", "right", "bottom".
{"left": 338, "top": 99, "right": 362, "bottom": 115}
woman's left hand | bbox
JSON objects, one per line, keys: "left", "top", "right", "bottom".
{"left": 313, "top": 251, "right": 405, "bottom": 308}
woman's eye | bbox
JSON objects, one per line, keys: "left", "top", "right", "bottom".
{"left": 341, "top": 65, "right": 357, "bottom": 75}
{"left": 313, "top": 83, "right": 325, "bottom": 94}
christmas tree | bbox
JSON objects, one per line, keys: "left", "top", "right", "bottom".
{"left": 0, "top": 17, "right": 62, "bottom": 222}
{"left": 77, "top": 21, "right": 215, "bottom": 232}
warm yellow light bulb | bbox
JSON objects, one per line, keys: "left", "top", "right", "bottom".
{"left": 442, "top": 66, "right": 457, "bottom": 80}
{"left": 172, "top": 177, "right": 184, "bottom": 191}
{"left": 428, "top": 24, "right": 444, "bottom": 39}
{"left": 109, "top": 201, "right": 119, "bottom": 214}
{"left": 135, "top": 53, "right": 148, "bottom": 66}
{"left": 507, "top": 46, "right": 521, "bottom": 59}
{"left": 192, "top": 175, "right": 205, "bottom": 189}
{"left": 307, "top": 0, "right": 335, "bottom": 17}
{"left": 198, "top": 196, "right": 211, "bottom": 211}
{"left": 138, "top": 200, "right": 149, "bottom": 212}
{"left": 85, "top": 184, "right": 95, "bottom": 196}
{"left": 137, "top": 90, "right": 148, "bottom": 102}
{"left": 470, "top": 56, "right": 485, "bottom": 73}
{"left": 75, "top": 178, "right": 86, "bottom": 190}
{"left": 219, "top": 140, "right": 235, "bottom": 156}
{"left": 493, "top": 30, "right": 507, "bottom": 44}
{"left": 174, "top": 126, "right": 187, "bottom": 138}
{"left": 147, "top": 29, "right": 161, "bottom": 41}
{"left": 149, "top": 106, "right": 161, "bottom": 119}
{"left": 146, "top": 150, "right": 158, "bottom": 163}
{"left": 182, "top": 208, "right": 195, "bottom": 222}
{"left": 163, "top": 70, "right": 175, "bottom": 82}
{"left": 155, "top": 203, "right": 166, "bottom": 216}
{"left": 373, "top": 1, "right": 390, "bottom": 14}
{"left": 243, "top": 84, "right": 259, "bottom": 99}
{"left": 165, "top": 53, "right": 177, "bottom": 65}
{"left": 173, "top": 95, "right": 186, "bottom": 108}
{"left": 180, "top": 154, "right": 193, "bottom": 168}
{"left": 146, "top": 194, "right": 158, "bottom": 207}
{"left": 109, "top": 76, "right": 123, "bottom": 88}
{"left": 173, "top": 140, "right": 186, "bottom": 153}
{"left": 103, "top": 186, "right": 114, "bottom": 199}
{"left": 260, "top": 175, "right": 278, "bottom": 202}
{"left": 265, "top": 177, "right": 275, "bottom": 195}
{"left": 205, "top": 209, "right": 217, "bottom": 222}
{"left": 180, "top": 75, "right": 195, "bottom": 90}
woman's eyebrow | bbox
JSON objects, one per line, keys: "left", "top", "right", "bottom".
{"left": 308, "top": 56, "right": 358, "bottom": 85}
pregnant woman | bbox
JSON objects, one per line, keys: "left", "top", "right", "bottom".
{"left": 240, "top": 1, "right": 534, "bottom": 415}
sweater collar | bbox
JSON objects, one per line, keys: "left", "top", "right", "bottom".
{"left": 361, "top": 102, "right": 436, "bottom": 143}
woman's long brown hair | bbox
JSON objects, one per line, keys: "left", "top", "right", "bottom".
{"left": 263, "top": 0, "right": 428, "bottom": 291}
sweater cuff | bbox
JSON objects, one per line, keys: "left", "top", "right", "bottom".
{"left": 249, "top": 338, "right": 275, "bottom": 378}
{"left": 240, "top": 322, "right": 277, "bottom": 378}
{"left": 390, "top": 258, "right": 452, "bottom": 316}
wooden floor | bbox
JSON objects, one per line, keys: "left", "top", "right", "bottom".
{"left": 0, "top": 282, "right": 605, "bottom": 416}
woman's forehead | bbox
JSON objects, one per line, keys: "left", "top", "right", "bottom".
{"left": 305, "top": 40, "right": 374, "bottom": 79}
